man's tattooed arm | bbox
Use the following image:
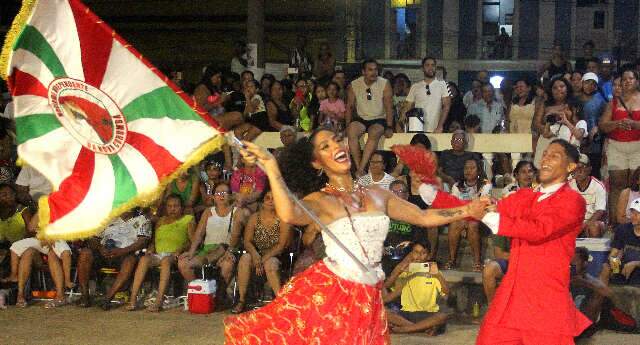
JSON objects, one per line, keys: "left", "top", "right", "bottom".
{"left": 436, "top": 208, "right": 464, "bottom": 218}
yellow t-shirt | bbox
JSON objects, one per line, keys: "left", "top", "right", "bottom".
{"left": 398, "top": 272, "right": 444, "bottom": 313}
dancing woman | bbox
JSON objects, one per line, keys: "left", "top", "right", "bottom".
{"left": 224, "top": 128, "right": 488, "bottom": 344}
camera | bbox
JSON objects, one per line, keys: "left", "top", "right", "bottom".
{"left": 545, "top": 113, "right": 560, "bottom": 124}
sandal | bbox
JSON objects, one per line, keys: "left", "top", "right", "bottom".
{"left": 76, "top": 295, "right": 91, "bottom": 308}
{"left": 44, "top": 298, "right": 67, "bottom": 309}
{"left": 231, "top": 300, "right": 246, "bottom": 314}
{"left": 15, "top": 297, "right": 27, "bottom": 308}
{"left": 472, "top": 262, "right": 484, "bottom": 272}
{"left": 146, "top": 303, "right": 162, "bottom": 313}
{"left": 442, "top": 260, "right": 456, "bottom": 270}
{"left": 124, "top": 302, "right": 137, "bottom": 311}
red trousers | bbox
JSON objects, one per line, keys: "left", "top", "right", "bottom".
{"left": 477, "top": 324, "right": 575, "bottom": 345}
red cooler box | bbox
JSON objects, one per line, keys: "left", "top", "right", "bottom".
{"left": 187, "top": 279, "right": 217, "bottom": 314}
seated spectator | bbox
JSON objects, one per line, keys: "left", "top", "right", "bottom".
{"left": 199, "top": 161, "right": 224, "bottom": 209}
{"left": 463, "top": 79, "right": 483, "bottom": 109}
{"left": 232, "top": 190, "right": 291, "bottom": 314}
{"left": 602, "top": 198, "right": 640, "bottom": 285}
{"left": 569, "top": 154, "right": 607, "bottom": 237}
{"left": 446, "top": 158, "right": 492, "bottom": 271}
{"left": 193, "top": 65, "right": 225, "bottom": 116}
{"left": 384, "top": 239, "right": 450, "bottom": 335}
{"left": 10, "top": 215, "right": 73, "bottom": 308}
{"left": 501, "top": 160, "right": 536, "bottom": 196}
{"left": 163, "top": 171, "right": 199, "bottom": 215}
{"left": 15, "top": 164, "right": 52, "bottom": 209}
{"left": 259, "top": 74, "right": 275, "bottom": 101}
{"left": 238, "top": 79, "right": 268, "bottom": 139}
{"left": 0, "top": 184, "right": 31, "bottom": 283}
{"left": 273, "top": 126, "right": 297, "bottom": 161}
{"left": 615, "top": 166, "right": 640, "bottom": 225}
{"left": 307, "top": 83, "right": 326, "bottom": 130}
{"left": 392, "top": 74, "right": 411, "bottom": 132}
{"left": 482, "top": 234, "right": 510, "bottom": 302}
{"left": 345, "top": 59, "right": 394, "bottom": 176}
{"left": 571, "top": 246, "right": 613, "bottom": 334}
{"left": 265, "top": 81, "right": 294, "bottom": 131}
{"left": 331, "top": 70, "right": 347, "bottom": 101}
{"left": 179, "top": 183, "right": 247, "bottom": 287}
{"left": 391, "top": 133, "right": 432, "bottom": 178}
{"left": 318, "top": 82, "right": 346, "bottom": 130}
{"left": 438, "top": 130, "right": 483, "bottom": 186}
{"left": 382, "top": 180, "right": 417, "bottom": 275}
{"left": 292, "top": 222, "right": 324, "bottom": 275}
{"left": 230, "top": 156, "right": 267, "bottom": 212}
{"left": 357, "top": 151, "right": 396, "bottom": 190}
{"left": 76, "top": 208, "right": 152, "bottom": 309}
{"left": 290, "top": 78, "right": 312, "bottom": 131}
{"left": 127, "top": 194, "right": 196, "bottom": 312}
{"left": 464, "top": 114, "right": 481, "bottom": 134}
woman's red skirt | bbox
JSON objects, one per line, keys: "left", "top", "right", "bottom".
{"left": 224, "top": 260, "right": 390, "bottom": 345}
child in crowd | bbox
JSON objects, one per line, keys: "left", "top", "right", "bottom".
{"left": 319, "top": 82, "right": 346, "bottom": 130}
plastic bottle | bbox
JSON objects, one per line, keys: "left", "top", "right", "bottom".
{"left": 472, "top": 301, "right": 480, "bottom": 318}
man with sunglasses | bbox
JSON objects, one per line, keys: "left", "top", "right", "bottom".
{"left": 401, "top": 57, "right": 451, "bottom": 133}
{"left": 346, "top": 58, "right": 394, "bottom": 176}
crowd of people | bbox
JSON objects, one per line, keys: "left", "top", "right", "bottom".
{"left": 0, "top": 38, "right": 639, "bottom": 338}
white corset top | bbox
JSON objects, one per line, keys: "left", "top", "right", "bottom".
{"left": 322, "top": 212, "right": 389, "bottom": 285}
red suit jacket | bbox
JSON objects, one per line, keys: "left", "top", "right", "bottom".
{"left": 432, "top": 185, "right": 592, "bottom": 335}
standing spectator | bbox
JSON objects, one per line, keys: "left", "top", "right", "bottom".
{"left": 318, "top": 82, "right": 346, "bottom": 130}
{"left": 265, "top": 80, "right": 294, "bottom": 131}
{"left": 540, "top": 44, "right": 572, "bottom": 81}
{"left": 438, "top": 130, "right": 483, "bottom": 185}
{"left": 313, "top": 43, "right": 335, "bottom": 81}
{"left": 575, "top": 41, "right": 596, "bottom": 73}
{"left": 571, "top": 71, "right": 584, "bottom": 99}
{"left": 615, "top": 167, "right": 640, "bottom": 225}
{"left": 493, "top": 28, "right": 512, "bottom": 59}
{"left": 508, "top": 78, "right": 537, "bottom": 150}
{"left": 464, "top": 114, "right": 482, "bottom": 134}
{"left": 533, "top": 76, "right": 584, "bottom": 168}
{"left": 383, "top": 239, "right": 451, "bottom": 335}
{"left": 232, "top": 190, "right": 291, "bottom": 314}
{"left": 569, "top": 154, "right": 607, "bottom": 237}
{"left": 468, "top": 83, "right": 504, "bottom": 134}
{"left": 76, "top": 208, "right": 152, "bottom": 309}
{"left": 446, "top": 158, "right": 492, "bottom": 271}
{"left": 601, "top": 198, "right": 640, "bottom": 285}
{"left": 401, "top": 57, "right": 451, "bottom": 133}
{"left": 345, "top": 59, "right": 394, "bottom": 176}
{"left": 230, "top": 156, "right": 267, "bottom": 213}
{"left": 463, "top": 79, "right": 483, "bottom": 109}
{"left": 579, "top": 72, "right": 607, "bottom": 179}
{"left": 443, "top": 82, "right": 467, "bottom": 133}
{"left": 289, "top": 35, "right": 312, "bottom": 76}
{"left": 598, "top": 54, "right": 615, "bottom": 101}
{"left": 230, "top": 41, "right": 248, "bottom": 75}
{"left": 612, "top": 74, "right": 623, "bottom": 99}
{"left": 127, "top": 194, "right": 195, "bottom": 312}
{"left": 586, "top": 57, "right": 600, "bottom": 75}
{"left": 357, "top": 151, "right": 396, "bottom": 190}
{"left": 599, "top": 69, "right": 640, "bottom": 226}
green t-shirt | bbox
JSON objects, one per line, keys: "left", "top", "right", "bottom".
{"left": 155, "top": 215, "right": 193, "bottom": 253}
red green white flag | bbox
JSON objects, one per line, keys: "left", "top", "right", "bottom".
{"left": 0, "top": 0, "right": 225, "bottom": 240}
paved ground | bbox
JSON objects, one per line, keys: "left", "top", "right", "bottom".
{"left": 1, "top": 303, "right": 639, "bottom": 344}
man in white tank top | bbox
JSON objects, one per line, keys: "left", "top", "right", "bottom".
{"left": 346, "top": 59, "right": 394, "bottom": 176}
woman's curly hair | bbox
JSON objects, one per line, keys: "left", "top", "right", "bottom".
{"left": 278, "top": 128, "right": 331, "bottom": 197}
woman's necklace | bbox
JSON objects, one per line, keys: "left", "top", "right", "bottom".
{"left": 322, "top": 182, "right": 366, "bottom": 211}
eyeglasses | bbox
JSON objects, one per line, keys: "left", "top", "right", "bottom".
{"left": 425, "top": 84, "right": 431, "bottom": 96}
{"left": 391, "top": 189, "right": 408, "bottom": 195}
{"left": 366, "top": 88, "right": 372, "bottom": 100}
{"left": 214, "top": 191, "right": 229, "bottom": 196}
{"left": 452, "top": 137, "right": 464, "bottom": 143}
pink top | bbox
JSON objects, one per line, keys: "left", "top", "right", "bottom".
{"left": 319, "top": 98, "right": 346, "bottom": 119}
{"left": 230, "top": 167, "right": 267, "bottom": 195}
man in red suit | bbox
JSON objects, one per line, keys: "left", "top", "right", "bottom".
{"left": 475, "top": 139, "right": 592, "bottom": 344}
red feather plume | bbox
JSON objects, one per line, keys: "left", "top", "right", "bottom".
{"left": 391, "top": 145, "right": 438, "bottom": 184}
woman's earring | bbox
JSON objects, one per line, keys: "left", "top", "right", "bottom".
{"left": 317, "top": 168, "right": 324, "bottom": 176}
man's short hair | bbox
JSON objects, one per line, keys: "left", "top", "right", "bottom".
{"left": 241, "top": 70, "right": 254, "bottom": 79}
{"left": 421, "top": 56, "right": 437, "bottom": 66}
{"left": 575, "top": 246, "right": 589, "bottom": 263}
{"left": 361, "top": 58, "right": 378, "bottom": 71}
{"left": 550, "top": 139, "right": 580, "bottom": 163}
{"left": 464, "top": 115, "right": 481, "bottom": 130}
{"left": 389, "top": 179, "right": 407, "bottom": 191}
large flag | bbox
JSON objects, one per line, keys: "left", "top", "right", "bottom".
{"left": 0, "top": 0, "right": 224, "bottom": 240}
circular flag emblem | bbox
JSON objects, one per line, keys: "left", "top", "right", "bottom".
{"left": 48, "top": 78, "right": 127, "bottom": 155}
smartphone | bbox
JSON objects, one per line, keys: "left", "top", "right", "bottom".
{"left": 295, "top": 89, "right": 304, "bottom": 102}
{"left": 408, "top": 262, "right": 438, "bottom": 274}
{"left": 225, "top": 132, "right": 246, "bottom": 149}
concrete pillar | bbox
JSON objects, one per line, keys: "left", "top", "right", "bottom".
{"left": 511, "top": 0, "right": 519, "bottom": 59}
{"left": 442, "top": 0, "right": 459, "bottom": 60}
{"left": 247, "top": 0, "right": 264, "bottom": 68}
{"left": 345, "top": 0, "right": 359, "bottom": 63}
{"left": 538, "top": 0, "right": 556, "bottom": 60}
